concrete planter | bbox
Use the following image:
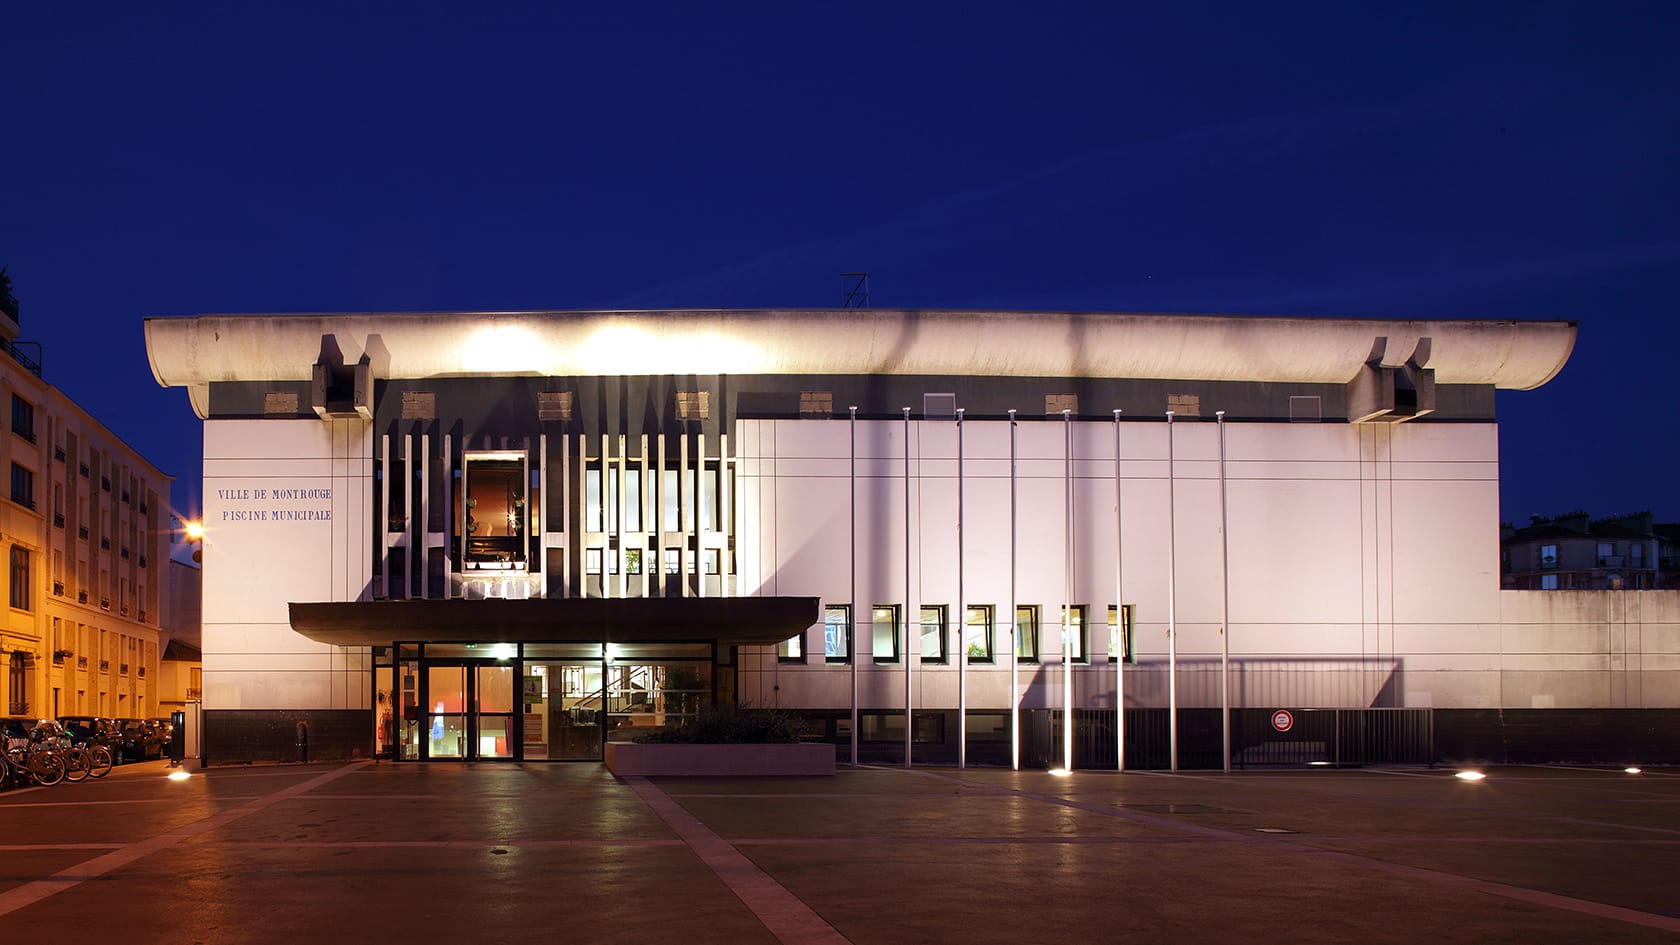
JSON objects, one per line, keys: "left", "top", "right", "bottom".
{"left": 605, "top": 741, "right": 836, "bottom": 777}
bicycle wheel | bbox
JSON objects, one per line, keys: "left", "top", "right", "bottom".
{"left": 88, "top": 744, "right": 115, "bottom": 779}
{"left": 29, "top": 751, "right": 65, "bottom": 787}
{"left": 64, "top": 748, "right": 92, "bottom": 783}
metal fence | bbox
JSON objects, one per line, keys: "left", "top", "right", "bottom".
{"left": 1021, "top": 707, "right": 1435, "bottom": 770}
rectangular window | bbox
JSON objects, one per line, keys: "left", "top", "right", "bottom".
{"left": 964, "top": 605, "right": 994, "bottom": 662}
{"left": 1015, "top": 605, "right": 1039, "bottom": 662}
{"left": 872, "top": 605, "right": 900, "bottom": 663}
{"left": 1063, "top": 605, "right": 1088, "bottom": 663}
{"left": 662, "top": 469, "right": 680, "bottom": 532}
{"left": 584, "top": 548, "right": 602, "bottom": 575}
{"left": 1107, "top": 604, "right": 1135, "bottom": 663}
{"left": 10, "top": 546, "right": 30, "bottom": 610}
{"left": 624, "top": 466, "right": 642, "bottom": 532}
{"left": 777, "top": 630, "right": 805, "bottom": 662}
{"left": 824, "top": 605, "right": 851, "bottom": 663}
{"left": 664, "top": 548, "right": 680, "bottom": 575}
{"left": 11, "top": 395, "right": 35, "bottom": 444}
{"left": 1540, "top": 544, "right": 1558, "bottom": 569}
{"left": 675, "top": 390, "right": 710, "bottom": 421}
{"left": 1540, "top": 574, "right": 1558, "bottom": 590}
{"left": 625, "top": 548, "right": 643, "bottom": 575}
{"left": 584, "top": 465, "right": 602, "bottom": 532}
{"left": 1597, "top": 542, "right": 1614, "bottom": 566}
{"left": 10, "top": 464, "right": 33, "bottom": 510}
{"left": 702, "top": 464, "right": 720, "bottom": 531}
{"left": 919, "top": 605, "right": 947, "bottom": 663}
{"left": 703, "top": 548, "right": 720, "bottom": 575}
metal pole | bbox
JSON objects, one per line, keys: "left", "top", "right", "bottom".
{"left": 1062, "top": 408, "right": 1074, "bottom": 771}
{"left": 849, "top": 406, "right": 858, "bottom": 767}
{"left": 1113, "top": 409, "right": 1125, "bottom": 772}
{"left": 1166, "top": 410, "right": 1178, "bottom": 772}
{"left": 903, "top": 405, "right": 913, "bottom": 769}
{"left": 1218, "top": 410, "right": 1231, "bottom": 773}
{"left": 1009, "top": 409, "right": 1019, "bottom": 771}
{"left": 957, "top": 407, "right": 967, "bottom": 769}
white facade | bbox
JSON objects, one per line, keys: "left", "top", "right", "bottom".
{"left": 200, "top": 419, "right": 372, "bottom": 711}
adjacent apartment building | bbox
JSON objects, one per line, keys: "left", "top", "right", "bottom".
{"left": 1503, "top": 512, "right": 1680, "bottom": 590}
{"left": 1, "top": 287, "right": 173, "bottom": 723}
{"left": 142, "top": 309, "right": 1680, "bottom": 767}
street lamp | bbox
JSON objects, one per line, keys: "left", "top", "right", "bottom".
{"left": 174, "top": 516, "right": 204, "bottom": 563}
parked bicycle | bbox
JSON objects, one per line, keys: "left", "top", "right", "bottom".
{"left": 2, "top": 720, "right": 67, "bottom": 787}
{"left": 58, "top": 718, "right": 116, "bottom": 779}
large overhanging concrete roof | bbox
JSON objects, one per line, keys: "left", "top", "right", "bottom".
{"left": 146, "top": 309, "right": 1576, "bottom": 415}
{"left": 289, "top": 596, "right": 822, "bottom": 648}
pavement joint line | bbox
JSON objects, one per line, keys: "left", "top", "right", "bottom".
{"left": 0, "top": 844, "right": 128, "bottom": 851}
{"left": 1127, "top": 768, "right": 1680, "bottom": 839}
{"left": 0, "top": 762, "right": 368, "bottom": 920}
{"left": 627, "top": 776, "right": 853, "bottom": 945}
{"left": 910, "top": 768, "right": 1680, "bottom": 935}
{"left": 0, "top": 797, "right": 265, "bottom": 808}
{"left": 209, "top": 838, "right": 687, "bottom": 848}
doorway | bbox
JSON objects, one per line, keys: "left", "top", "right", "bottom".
{"left": 423, "top": 663, "right": 517, "bottom": 760}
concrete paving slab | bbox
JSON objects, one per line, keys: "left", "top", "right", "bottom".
{"left": 0, "top": 761, "right": 1675, "bottom": 943}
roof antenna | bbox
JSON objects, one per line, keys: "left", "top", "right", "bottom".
{"left": 840, "top": 272, "right": 869, "bottom": 309}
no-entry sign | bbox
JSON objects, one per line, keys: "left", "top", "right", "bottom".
{"left": 1271, "top": 709, "right": 1294, "bottom": 733}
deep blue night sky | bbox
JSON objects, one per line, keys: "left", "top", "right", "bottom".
{"left": 5, "top": 3, "right": 1677, "bottom": 526}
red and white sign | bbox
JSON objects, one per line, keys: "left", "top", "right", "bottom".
{"left": 1271, "top": 709, "right": 1294, "bottom": 733}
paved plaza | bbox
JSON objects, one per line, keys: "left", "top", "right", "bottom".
{"left": 1, "top": 759, "right": 1677, "bottom": 943}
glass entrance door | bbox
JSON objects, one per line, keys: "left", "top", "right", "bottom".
{"left": 524, "top": 661, "right": 605, "bottom": 761}
{"left": 424, "top": 663, "right": 518, "bottom": 761}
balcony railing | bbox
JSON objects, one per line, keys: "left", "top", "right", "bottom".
{"left": 100, "top": 597, "right": 110, "bottom": 611}
{"left": 52, "top": 581, "right": 63, "bottom": 596}
{"left": 1, "top": 338, "right": 41, "bottom": 378}
{"left": 1, "top": 289, "right": 17, "bottom": 323}
{"left": 79, "top": 463, "right": 89, "bottom": 478}
{"left": 139, "top": 556, "right": 148, "bottom": 569}
{"left": 120, "top": 663, "right": 129, "bottom": 674}
{"left": 78, "top": 525, "right": 89, "bottom": 539}
{"left": 101, "top": 477, "right": 111, "bottom": 491}
{"left": 99, "top": 659, "right": 109, "bottom": 671}
{"left": 120, "top": 547, "right": 130, "bottom": 560}
{"left": 100, "top": 537, "right": 110, "bottom": 550}
{"left": 53, "top": 512, "right": 64, "bottom": 528}
{"left": 78, "top": 590, "right": 88, "bottom": 603}
{"left": 138, "top": 609, "right": 147, "bottom": 622}
{"left": 138, "top": 666, "right": 146, "bottom": 678}
{"left": 53, "top": 445, "right": 65, "bottom": 462}
{"left": 12, "top": 425, "right": 36, "bottom": 445}
{"left": 77, "top": 656, "right": 87, "bottom": 669}
{"left": 1598, "top": 555, "right": 1626, "bottom": 568}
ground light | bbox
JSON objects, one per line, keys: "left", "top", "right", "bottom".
{"left": 1048, "top": 768, "right": 1072, "bottom": 777}
{"left": 1308, "top": 761, "right": 1332, "bottom": 766}
{"left": 1625, "top": 767, "right": 1643, "bottom": 775}
{"left": 167, "top": 771, "right": 191, "bottom": 781}
{"left": 1454, "top": 770, "right": 1486, "bottom": 782}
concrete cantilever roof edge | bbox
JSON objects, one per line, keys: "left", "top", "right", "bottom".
{"left": 145, "top": 309, "right": 1578, "bottom": 416}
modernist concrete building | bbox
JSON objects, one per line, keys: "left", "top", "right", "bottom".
{"left": 143, "top": 309, "right": 1680, "bottom": 767}
{"left": 1, "top": 288, "right": 172, "bottom": 724}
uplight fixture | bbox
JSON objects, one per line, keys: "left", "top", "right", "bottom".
{"left": 1454, "top": 770, "right": 1486, "bottom": 782}
{"left": 1624, "top": 766, "right": 1643, "bottom": 775}
{"left": 1048, "top": 767, "right": 1072, "bottom": 777}
{"left": 167, "top": 770, "right": 191, "bottom": 782}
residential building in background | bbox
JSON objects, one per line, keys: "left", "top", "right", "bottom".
{"left": 143, "top": 309, "right": 1680, "bottom": 767}
{"left": 1, "top": 283, "right": 172, "bottom": 722}
{"left": 1503, "top": 512, "right": 1680, "bottom": 590}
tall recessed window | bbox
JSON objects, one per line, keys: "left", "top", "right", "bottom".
{"left": 661, "top": 469, "right": 681, "bottom": 532}
{"left": 1015, "top": 605, "right": 1039, "bottom": 663}
{"left": 872, "top": 605, "right": 900, "bottom": 663}
{"left": 824, "top": 605, "right": 851, "bottom": 663}
{"left": 1062, "top": 605, "right": 1088, "bottom": 663}
{"left": 10, "top": 546, "right": 30, "bottom": 611}
{"left": 1540, "top": 544, "right": 1558, "bottom": 569}
{"left": 10, "top": 464, "right": 33, "bottom": 510}
{"left": 964, "top": 605, "right": 994, "bottom": 662}
{"left": 919, "top": 605, "right": 947, "bottom": 664}
{"left": 1107, "top": 604, "right": 1135, "bottom": 663}
{"left": 7, "top": 651, "right": 24, "bottom": 714}
{"left": 584, "top": 464, "right": 603, "bottom": 532}
{"left": 11, "top": 395, "right": 35, "bottom": 444}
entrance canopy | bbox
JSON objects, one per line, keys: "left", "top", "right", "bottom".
{"left": 288, "top": 596, "right": 821, "bottom": 648}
